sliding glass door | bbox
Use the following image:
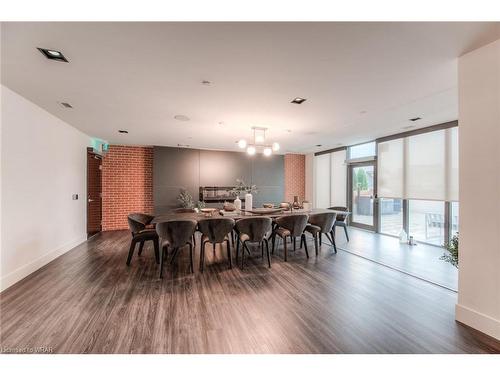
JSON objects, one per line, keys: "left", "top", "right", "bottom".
{"left": 349, "top": 162, "right": 377, "bottom": 231}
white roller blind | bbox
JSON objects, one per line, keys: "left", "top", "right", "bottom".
{"left": 314, "top": 153, "right": 330, "bottom": 208}
{"left": 377, "top": 138, "right": 404, "bottom": 199}
{"left": 377, "top": 127, "right": 459, "bottom": 201}
{"left": 330, "top": 150, "right": 347, "bottom": 206}
{"left": 406, "top": 130, "right": 446, "bottom": 200}
{"left": 448, "top": 127, "right": 459, "bottom": 201}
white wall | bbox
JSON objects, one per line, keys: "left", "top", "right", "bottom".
{"left": 1, "top": 85, "right": 90, "bottom": 291}
{"left": 456, "top": 39, "right": 500, "bottom": 340}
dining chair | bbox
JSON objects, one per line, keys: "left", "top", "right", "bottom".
{"left": 329, "top": 206, "right": 350, "bottom": 242}
{"left": 271, "top": 214, "right": 309, "bottom": 261}
{"left": 197, "top": 217, "right": 235, "bottom": 272}
{"left": 155, "top": 219, "right": 197, "bottom": 278}
{"left": 235, "top": 217, "right": 272, "bottom": 269}
{"left": 172, "top": 207, "right": 198, "bottom": 245}
{"left": 126, "top": 213, "right": 160, "bottom": 266}
{"left": 304, "top": 212, "right": 337, "bottom": 255}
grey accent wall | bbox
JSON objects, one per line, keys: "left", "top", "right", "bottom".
{"left": 153, "top": 146, "right": 284, "bottom": 214}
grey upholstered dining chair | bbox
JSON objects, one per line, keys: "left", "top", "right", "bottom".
{"left": 155, "top": 219, "right": 197, "bottom": 278}
{"left": 235, "top": 217, "right": 273, "bottom": 269}
{"left": 329, "top": 206, "right": 350, "bottom": 242}
{"left": 172, "top": 207, "right": 198, "bottom": 245}
{"left": 126, "top": 213, "right": 159, "bottom": 266}
{"left": 304, "top": 211, "right": 337, "bottom": 255}
{"left": 197, "top": 217, "right": 235, "bottom": 272}
{"left": 271, "top": 214, "right": 309, "bottom": 261}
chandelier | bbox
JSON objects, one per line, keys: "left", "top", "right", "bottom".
{"left": 237, "top": 127, "right": 280, "bottom": 156}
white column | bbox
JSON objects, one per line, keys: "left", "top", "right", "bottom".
{"left": 456, "top": 38, "right": 500, "bottom": 340}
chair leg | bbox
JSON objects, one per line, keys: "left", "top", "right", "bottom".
{"left": 138, "top": 241, "right": 145, "bottom": 256}
{"left": 300, "top": 235, "right": 304, "bottom": 248}
{"left": 293, "top": 237, "right": 296, "bottom": 251}
{"left": 261, "top": 241, "right": 264, "bottom": 258}
{"left": 314, "top": 233, "right": 319, "bottom": 256}
{"left": 159, "top": 246, "right": 166, "bottom": 278}
{"left": 343, "top": 225, "right": 349, "bottom": 242}
{"left": 226, "top": 239, "right": 232, "bottom": 269}
{"left": 236, "top": 238, "right": 240, "bottom": 263}
{"left": 192, "top": 233, "right": 196, "bottom": 247}
{"left": 329, "top": 231, "right": 338, "bottom": 253}
{"left": 271, "top": 233, "right": 276, "bottom": 254}
{"left": 302, "top": 234, "right": 309, "bottom": 258}
{"left": 283, "top": 236, "right": 288, "bottom": 262}
{"left": 213, "top": 243, "right": 216, "bottom": 256}
{"left": 264, "top": 238, "right": 271, "bottom": 268}
{"left": 126, "top": 239, "right": 137, "bottom": 266}
{"left": 319, "top": 233, "right": 322, "bottom": 246}
{"left": 200, "top": 241, "right": 207, "bottom": 272}
{"left": 170, "top": 247, "right": 179, "bottom": 264}
{"left": 153, "top": 237, "right": 160, "bottom": 264}
{"left": 241, "top": 241, "right": 248, "bottom": 269}
{"left": 189, "top": 243, "right": 194, "bottom": 273}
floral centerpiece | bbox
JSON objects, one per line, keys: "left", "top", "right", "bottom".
{"left": 228, "top": 178, "right": 258, "bottom": 198}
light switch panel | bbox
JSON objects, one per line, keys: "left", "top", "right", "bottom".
{"left": 72, "top": 194, "right": 79, "bottom": 200}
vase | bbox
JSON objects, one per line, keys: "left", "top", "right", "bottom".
{"left": 244, "top": 193, "right": 253, "bottom": 211}
{"left": 399, "top": 229, "right": 408, "bottom": 244}
{"left": 234, "top": 196, "right": 241, "bottom": 211}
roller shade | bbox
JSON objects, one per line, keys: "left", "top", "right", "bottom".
{"left": 331, "top": 150, "right": 347, "bottom": 206}
{"left": 314, "top": 153, "right": 330, "bottom": 208}
{"left": 314, "top": 149, "right": 347, "bottom": 208}
{"left": 377, "top": 127, "right": 459, "bottom": 201}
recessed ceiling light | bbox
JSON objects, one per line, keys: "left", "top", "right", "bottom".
{"left": 409, "top": 117, "right": 422, "bottom": 122}
{"left": 263, "top": 147, "right": 272, "bottom": 157}
{"left": 272, "top": 142, "right": 280, "bottom": 152}
{"left": 218, "top": 122, "right": 224, "bottom": 126}
{"left": 238, "top": 139, "right": 247, "bottom": 149}
{"left": 291, "top": 97, "right": 307, "bottom": 104}
{"left": 174, "top": 115, "right": 190, "bottom": 122}
{"left": 201, "top": 80, "right": 211, "bottom": 85}
{"left": 118, "top": 130, "right": 128, "bottom": 134}
{"left": 37, "top": 47, "right": 68, "bottom": 62}
{"left": 246, "top": 146, "right": 256, "bottom": 155}
{"left": 59, "top": 102, "right": 73, "bottom": 109}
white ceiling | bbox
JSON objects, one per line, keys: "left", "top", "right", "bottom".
{"left": 1, "top": 22, "right": 499, "bottom": 154}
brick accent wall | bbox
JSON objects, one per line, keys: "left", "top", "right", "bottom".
{"left": 102, "top": 145, "right": 153, "bottom": 231}
{"left": 284, "top": 153, "right": 306, "bottom": 203}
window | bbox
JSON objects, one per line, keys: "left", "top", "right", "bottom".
{"left": 348, "top": 142, "right": 376, "bottom": 160}
{"left": 379, "top": 198, "right": 403, "bottom": 236}
{"left": 408, "top": 200, "right": 445, "bottom": 246}
{"left": 450, "top": 202, "right": 459, "bottom": 238}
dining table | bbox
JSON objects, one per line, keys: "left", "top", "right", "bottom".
{"left": 151, "top": 208, "right": 349, "bottom": 224}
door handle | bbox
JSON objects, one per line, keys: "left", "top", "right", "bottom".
{"left": 88, "top": 198, "right": 94, "bottom": 203}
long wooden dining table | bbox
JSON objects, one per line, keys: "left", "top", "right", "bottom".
{"left": 151, "top": 208, "right": 348, "bottom": 224}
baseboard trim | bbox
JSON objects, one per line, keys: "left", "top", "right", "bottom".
{"left": 0, "top": 235, "right": 87, "bottom": 292}
{"left": 456, "top": 303, "right": 500, "bottom": 341}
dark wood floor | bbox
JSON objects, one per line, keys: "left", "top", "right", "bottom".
{"left": 1, "top": 230, "right": 499, "bottom": 354}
